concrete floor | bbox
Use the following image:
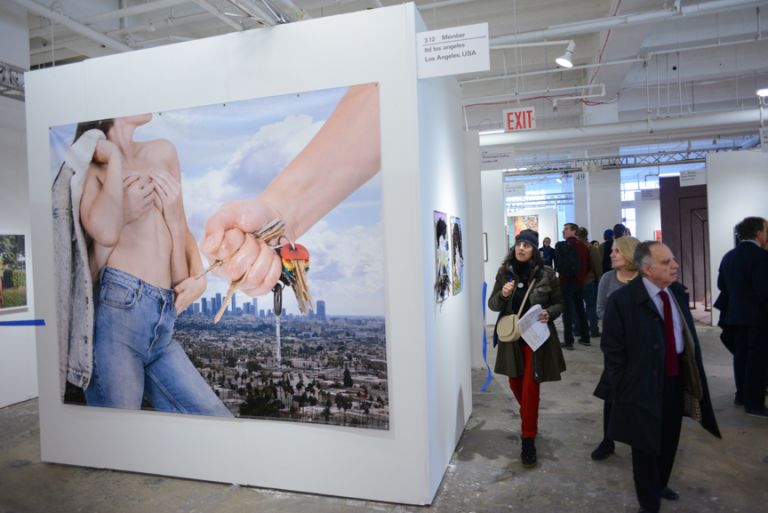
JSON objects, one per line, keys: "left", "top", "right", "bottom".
{"left": 1, "top": 323, "right": 766, "bottom": 513}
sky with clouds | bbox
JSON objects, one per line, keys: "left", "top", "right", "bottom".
{"left": 49, "top": 85, "right": 384, "bottom": 316}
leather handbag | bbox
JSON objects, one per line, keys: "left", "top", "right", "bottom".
{"left": 496, "top": 278, "right": 536, "bottom": 343}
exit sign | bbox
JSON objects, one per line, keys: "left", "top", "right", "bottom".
{"left": 503, "top": 107, "right": 536, "bottom": 131}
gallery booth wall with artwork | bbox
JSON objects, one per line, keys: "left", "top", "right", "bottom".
{"left": 25, "top": 3, "right": 476, "bottom": 505}
{"left": 0, "top": 2, "right": 38, "bottom": 409}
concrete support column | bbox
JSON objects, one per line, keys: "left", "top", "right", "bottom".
{"left": 578, "top": 103, "right": 623, "bottom": 237}
{"left": 586, "top": 168, "right": 622, "bottom": 238}
{"left": 572, "top": 167, "right": 589, "bottom": 229}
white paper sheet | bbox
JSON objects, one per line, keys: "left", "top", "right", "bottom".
{"left": 519, "top": 304, "right": 550, "bottom": 351}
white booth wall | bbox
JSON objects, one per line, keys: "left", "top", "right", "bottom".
{"left": 417, "top": 65, "right": 474, "bottom": 492}
{"left": 634, "top": 191, "right": 662, "bottom": 242}
{"left": 481, "top": 170, "right": 506, "bottom": 323}
{"left": 25, "top": 4, "right": 472, "bottom": 504}
{"left": 706, "top": 150, "right": 768, "bottom": 325}
{"left": 0, "top": 2, "right": 37, "bottom": 408}
{"left": 463, "top": 132, "right": 485, "bottom": 370}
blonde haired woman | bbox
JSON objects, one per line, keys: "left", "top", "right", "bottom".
{"left": 591, "top": 236, "right": 640, "bottom": 460}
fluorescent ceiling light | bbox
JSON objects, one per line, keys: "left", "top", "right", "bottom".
{"left": 757, "top": 88, "right": 768, "bottom": 97}
{"left": 479, "top": 129, "right": 505, "bottom": 135}
{"left": 555, "top": 41, "right": 576, "bottom": 68}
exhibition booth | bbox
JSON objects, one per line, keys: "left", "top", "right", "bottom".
{"left": 22, "top": 4, "right": 480, "bottom": 505}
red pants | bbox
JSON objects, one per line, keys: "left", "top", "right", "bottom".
{"left": 508, "top": 343, "right": 540, "bottom": 438}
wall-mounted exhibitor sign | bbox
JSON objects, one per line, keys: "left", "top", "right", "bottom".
{"left": 417, "top": 23, "right": 489, "bottom": 79}
{"left": 679, "top": 168, "right": 706, "bottom": 187}
{"left": 503, "top": 106, "right": 536, "bottom": 132}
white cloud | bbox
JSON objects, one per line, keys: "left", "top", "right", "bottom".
{"left": 181, "top": 114, "right": 324, "bottom": 238}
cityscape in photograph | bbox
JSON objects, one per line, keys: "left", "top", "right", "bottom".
{"left": 175, "top": 294, "right": 389, "bottom": 430}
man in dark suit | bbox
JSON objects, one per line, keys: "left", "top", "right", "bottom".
{"left": 713, "top": 216, "right": 768, "bottom": 417}
{"left": 555, "top": 222, "right": 591, "bottom": 349}
{"left": 602, "top": 241, "right": 720, "bottom": 513}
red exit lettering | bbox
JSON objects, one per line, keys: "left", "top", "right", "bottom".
{"left": 504, "top": 108, "right": 536, "bottom": 131}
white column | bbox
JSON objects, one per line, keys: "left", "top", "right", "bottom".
{"left": 586, "top": 168, "right": 622, "bottom": 239}
{"left": 572, "top": 167, "right": 589, "bottom": 230}
{"left": 0, "top": 2, "right": 37, "bottom": 408}
{"left": 580, "top": 103, "right": 622, "bottom": 238}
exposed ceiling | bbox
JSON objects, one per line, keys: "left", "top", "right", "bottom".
{"left": 11, "top": 0, "right": 768, "bottom": 158}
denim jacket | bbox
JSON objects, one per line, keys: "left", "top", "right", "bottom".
{"left": 51, "top": 129, "right": 105, "bottom": 395}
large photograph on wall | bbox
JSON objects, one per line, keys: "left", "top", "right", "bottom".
{"left": 49, "top": 83, "right": 389, "bottom": 429}
{"left": 0, "top": 235, "right": 27, "bottom": 312}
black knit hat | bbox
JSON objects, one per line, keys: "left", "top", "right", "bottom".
{"left": 515, "top": 229, "right": 539, "bottom": 248}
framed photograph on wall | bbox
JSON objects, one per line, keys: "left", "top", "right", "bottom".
{"left": 433, "top": 210, "right": 450, "bottom": 303}
{"left": 0, "top": 234, "right": 27, "bottom": 314}
{"left": 450, "top": 216, "right": 463, "bottom": 295}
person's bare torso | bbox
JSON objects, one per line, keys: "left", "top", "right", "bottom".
{"left": 92, "top": 141, "right": 173, "bottom": 289}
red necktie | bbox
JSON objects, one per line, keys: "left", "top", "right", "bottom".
{"left": 658, "top": 290, "right": 679, "bottom": 377}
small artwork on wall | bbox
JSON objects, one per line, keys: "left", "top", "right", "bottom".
{"left": 434, "top": 210, "right": 451, "bottom": 303}
{"left": 450, "top": 216, "right": 464, "bottom": 295}
{"left": 508, "top": 215, "right": 539, "bottom": 248}
{"left": 0, "top": 234, "right": 27, "bottom": 313}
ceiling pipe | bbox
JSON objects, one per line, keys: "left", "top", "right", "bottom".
{"left": 493, "top": 40, "right": 572, "bottom": 50}
{"left": 480, "top": 108, "right": 761, "bottom": 147}
{"left": 464, "top": 83, "right": 605, "bottom": 106}
{"left": 275, "top": 0, "right": 309, "bottom": 19}
{"left": 258, "top": 0, "right": 292, "bottom": 24}
{"left": 490, "top": 0, "right": 768, "bottom": 45}
{"left": 10, "top": 0, "right": 133, "bottom": 52}
{"left": 191, "top": 0, "right": 244, "bottom": 30}
{"left": 462, "top": 36, "right": 768, "bottom": 86}
{"left": 227, "top": 0, "right": 277, "bottom": 25}
{"left": 79, "top": 0, "right": 189, "bottom": 25}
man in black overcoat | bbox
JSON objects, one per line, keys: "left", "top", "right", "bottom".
{"left": 601, "top": 241, "right": 720, "bottom": 513}
{"left": 713, "top": 216, "right": 768, "bottom": 416}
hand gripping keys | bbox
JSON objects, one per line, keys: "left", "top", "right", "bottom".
{"left": 196, "top": 219, "right": 313, "bottom": 322}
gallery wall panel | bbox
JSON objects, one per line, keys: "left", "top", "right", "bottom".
{"left": 706, "top": 150, "right": 768, "bottom": 326}
{"left": 0, "top": 3, "right": 37, "bottom": 408}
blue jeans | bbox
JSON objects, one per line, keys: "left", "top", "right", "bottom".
{"left": 85, "top": 267, "right": 231, "bottom": 417}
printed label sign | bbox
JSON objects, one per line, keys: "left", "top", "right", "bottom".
{"left": 504, "top": 182, "right": 526, "bottom": 197}
{"left": 481, "top": 149, "right": 515, "bottom": 170}
{"left": 679, "top": 169, "right": 706, "bottom": 187}
{"left": 417, "top": 23, "right": 490, "bottom": 79}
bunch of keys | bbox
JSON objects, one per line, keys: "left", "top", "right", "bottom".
{"left": 200, "top": 219, "right": 288, "bottom": 323}
{"left": 279, "top": 243, "right": 314, "bottom": 315}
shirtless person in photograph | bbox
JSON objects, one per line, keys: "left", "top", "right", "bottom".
{"left": 77, "top": 114, "right": 230, "bottom": 416}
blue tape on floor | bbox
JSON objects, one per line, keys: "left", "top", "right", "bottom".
{"left": 480, "top": 281, "right": 493, "bottom": 392}
{"left": 0, "top": 319, "right": 46, "bottom": 326}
